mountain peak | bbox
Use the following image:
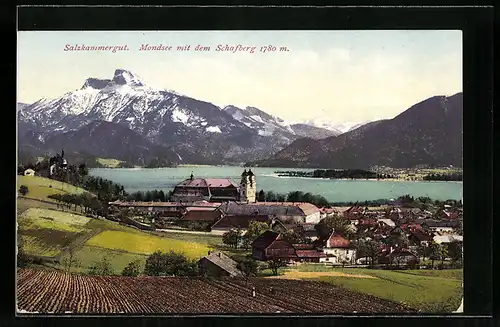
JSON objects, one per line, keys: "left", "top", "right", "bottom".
{"left": 81, "top": 69, "right": 144, "bottom": 90}
{"left": 113, "top": 69, "right": 144, "bottom": 87}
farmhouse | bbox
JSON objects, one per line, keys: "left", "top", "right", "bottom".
{"left": 198, "top": 251, "right": 245, "bottom": 277}
{"left": 319, "top": 232, "right": 357, "bottom": 265}
{"left": 23, "top": 168, "right": 35, "bottom": 176}
{"left": 251, "top": 231, "right": 297, "bottom": 261}
{"left": 378, "top": 247, "right": 419, "bottom": 266}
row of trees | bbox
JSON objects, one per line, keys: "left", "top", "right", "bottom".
{"left": 47, "top": 193, "right": 106, "bottom": 217}
{"left": 256, "top": 190, "right": 330, "bottom": 208}
{"left": 423, "top": 173, "right": 463, "bottom": 181}
{"left": 125, "top": 189, "right": 174, "bottom": 202}
{"left": 274, "top": 169, "right": 396, "bottom": 179}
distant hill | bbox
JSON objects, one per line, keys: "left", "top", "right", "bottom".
{"left": 251, "top": 93, "right": 463, "bottom": 169}
{"left": 41, "top": 120, "right": 178, "bottom": 167}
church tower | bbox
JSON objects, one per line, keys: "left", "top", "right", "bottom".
{"left": 239, "top": 169, "right": 257, "bottom": 203}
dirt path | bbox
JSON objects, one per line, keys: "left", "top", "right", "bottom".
{"left": 268, "top": 269, "right": 377, "bottom": 280}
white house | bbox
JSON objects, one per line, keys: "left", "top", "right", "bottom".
{"left": 319, "top": 232, "right": 357, "bottom": 265}
{"left": 429, "top": 226, "right": 455, "bottom": 234}
{"left": 433, "top": 235, "right": 463, "bottom": 244}
{"left": 23, "top": 169, "right": 35, "bottom": 176}
{"left": 377, "top": 218, "right": 396, "bottom": 227}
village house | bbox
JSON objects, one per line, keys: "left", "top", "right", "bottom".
{"left": 198, "top": 251, "right": 245, "bottom": 277}
{"left": 180, "top": 206, "right": 223, "bottom": 222}
{"left": 433, "top": 234, "right": 463, "bottom": 244}
{"left": 378, "top": 246, "right": 419, "bottom": 267}
{"left": 377, "top": 218, "right": 396, "bottom": 227}
{"left": 294, "top": 248, "right": 327, "bottom": 263}
{"left": 343, "top": 205, "right": 364, "bottom": 221}
{"left": 429, "top": 226, "right": 455, "bottom": 234}
{"left": 251, "top": 231, "right": 297, "bottom": 262}
{"left": 408, "top": 229, "right": 433, "bottom": 246}
{"left": 319, "top": 232, "right": 357, "bottom": 265}
{"left": 218, "top": 201, "right": 321, "bottom": 225}
{"left": 23, "top": 168, "right": 35, "bottom": 176}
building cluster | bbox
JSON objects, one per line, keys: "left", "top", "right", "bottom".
{"left": 109, "top": 170, "right": 463, "bottom": 271}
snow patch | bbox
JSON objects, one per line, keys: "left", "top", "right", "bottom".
{"left": 200, "top": 121, "right": 208, "bottom": 126}
{"left": 206, "top": 126, "right": 222, "bottom": 133}
{"left": 125, "top": 117, "right": 135, "bottom": 122}
{"left": 249, "top": 115, "right": 264, "bottom": 123}
{"left": 171, "top": 108, "right": 189, "bottom": 124}
{"left": 258, "top": 129, "right": 273, "bottom": 136}
{"left": 175, "top": 152, "right": 183, "bottom": 161}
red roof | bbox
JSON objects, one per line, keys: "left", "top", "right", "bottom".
{"left": 292, "top": 244, "right": 316, "bottom": 250}
{"left": 295, "top": 250, "right": 327, "bottom": 258}
{"left": 358, "top": 218, "right": 377, "bottom": 226}
{"left": 177, "top": 178, "right": 237, "bottom": 188}
{"left": 182, "top": 210, "right": 222, "bottom": 221}
{"left": 326, "top": 232, "right": 351, "bottom": 248}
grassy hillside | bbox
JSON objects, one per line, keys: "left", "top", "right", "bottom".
{"left": 17, "top": 205, "right": 218, "bottom": 274}
{"left": 267, "top": 264, "right": 463, "bottom": 312}
{"left": 16, "top": 175, "right": 88, "bottom": 201}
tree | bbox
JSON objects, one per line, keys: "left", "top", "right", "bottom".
{"left": 257, "top": 190, "right": 265, "bottom": 202}
{"left": 18, "top": 185, "right": 29, "bottom": 196}
{"left": 222, "top": 229, "right": 242, "bottom": 249}
{"left": 87, "top": 257, "right": 114, "bottom": 276}
{"left": 281, "top": 229, "right": 305, "bottom": 244}
{"left": 315, "top": 215, "right": 353, "bottom": 240}
{"left": 386, "top": 229, "right": 409, "bottom": 248}
{"left": 122, "top": 259, "right": 143, "bottom": 277}
{"left": 416, "top": 243, "right": 428, "bottom": 262}
{"left": 428, "top": 241, "right": 440, "bottom": 268}
{"left": 143, "top": 250, "right": 166, "bottom": 276}
{"left": 62, "top": 248, "right": 81, "bottom": 273}
{"left": 236, "top": 256, "right": 259, "bottom": 277}
{"left": 447, "top": 241, "right": 463, "bottom": 266}
{"left": 143, "top": 250, "right": 197, "bottom": 277}
{"left": 267, "top": 254, "right": 287, "bottom": 276}
{"left": 356, "top": 239, "right": 380, "bottom": 266}
{"left": 244, "top": 221, "right": 270, "bottom": 246}
{"left": 266, "top": 191, "right": 277, "bottom": 202}
{"left": 439, "top": 244, "right": 449, "bottom": 268}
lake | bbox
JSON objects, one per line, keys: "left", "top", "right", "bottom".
{"left": 89, "top": 166, "right": 463, "bottom": 203}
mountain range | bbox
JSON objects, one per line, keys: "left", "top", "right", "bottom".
{"left": 17, "top": 69, "right": 342, "bottom": 166}
{"left": 251, "top": 93, "right": 463, "bottom": 169}
{"left": 17, "top": 69, "right": 462, "bottom": 169}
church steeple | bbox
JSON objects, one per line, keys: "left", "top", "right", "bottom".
{"left": 239, "top": 169, "right": 256, "bottom": 203}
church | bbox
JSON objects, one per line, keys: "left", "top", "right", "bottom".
{"left": 171, "top": 169, "right": 257, "bottom": 203}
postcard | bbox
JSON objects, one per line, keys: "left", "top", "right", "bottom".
{"left": 16, "top": 29, "right": 463, "bottom": 315}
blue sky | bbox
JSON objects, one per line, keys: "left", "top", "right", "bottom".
{"left": 17, "top": 30, "right": 462, "bottom": 122}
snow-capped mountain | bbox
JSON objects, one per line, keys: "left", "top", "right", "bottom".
{"left": 223, "top": 105, "right": 295, "bottom": 140}
{"left": 18, "top": 69, "right": 363, "bottom": 165}
{"left": 18, "top": 69, "right": 326, "bottom": 165}
{"left": 301, "top": 119, "right": 372, "bottom": 134}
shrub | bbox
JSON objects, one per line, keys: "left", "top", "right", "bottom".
{"left": 87, "top": 257, "right": 114, "bottom": 276}
{"left": 18, "top": 185, "right": 29, "bottom": 196}
{"left": 122, "top": 260, "right": 143, "bottom": 277}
